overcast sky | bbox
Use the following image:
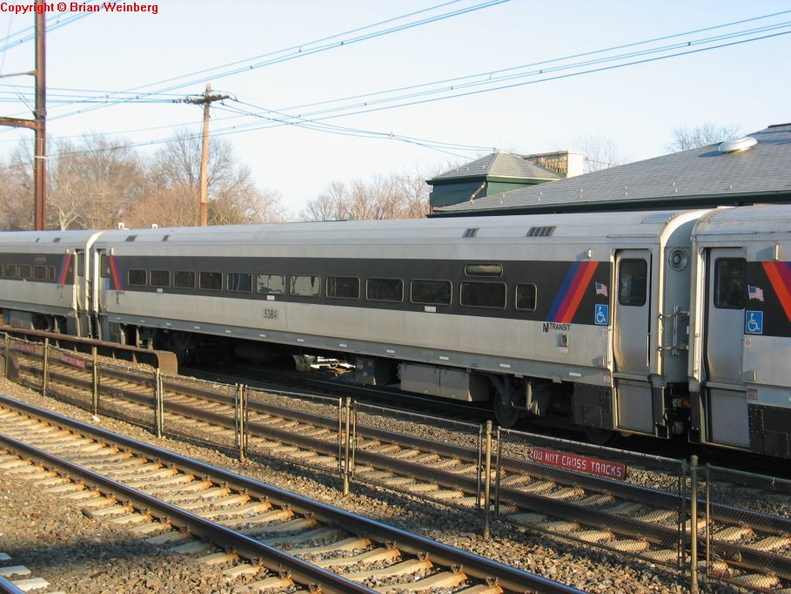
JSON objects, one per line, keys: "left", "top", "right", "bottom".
{"left": 1, "top": 0, "right": 789, "bottom": 217}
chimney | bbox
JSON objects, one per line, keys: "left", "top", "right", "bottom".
{"left": 523, "top": 150, "right": 585, "bottom": 178}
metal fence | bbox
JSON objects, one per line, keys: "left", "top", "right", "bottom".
{"left": 497, "top": 428, "right": 687, "bottom": 570}
{"left": 4, "top": 332, "right": 790, "bottom": 592}
{"left": 351, "top": 401, "right": 485, "bottom": 509}
{"left": 694, "top": 462, "right": 791, "bottom": 591}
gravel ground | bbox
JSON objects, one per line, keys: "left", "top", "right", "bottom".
{"left": 0, "top": 378, "right": 747, "bottom": 593}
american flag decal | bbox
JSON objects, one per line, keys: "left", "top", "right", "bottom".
{"left": 595, "top": 282, "right": 608, "bottom": 297}
{"left": 748, "top": 285, "right": 764, "bottom": 302}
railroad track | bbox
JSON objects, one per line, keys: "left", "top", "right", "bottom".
{"left": 0, "top": 395, "right": 582, "bottom": 594}
{"left": 11, "top": 344, "right": 791, "bottom": 591}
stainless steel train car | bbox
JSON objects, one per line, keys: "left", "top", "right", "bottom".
{"left": 0, "top": 205, "right": 789, "bottom": 459}
{"left": 0, "top": 229, "right": 101, "bottom": 336}
{"left": 688, "top": 207, "right": 791, "bottom": 459}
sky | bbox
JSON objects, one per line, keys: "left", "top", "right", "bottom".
{"left": 0, "top": 0, "right": 789, "bottom": 219}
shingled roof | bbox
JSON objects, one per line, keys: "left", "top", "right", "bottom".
{"left": 430, "top": 152, "right": 563, "bottom": 182}
{"left": 433, "top": 123, "right": 791, "bottom": 216}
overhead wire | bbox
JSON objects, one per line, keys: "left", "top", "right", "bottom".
{"left": 41, "top": 0, "right": 511, "bottom": 122}
{"left": 4, "top": 7, "right": 790, "bottom": 165}
{"left": 0, "top": 11, "right": 96, "bottom": 53}
{"left": 25, "top": 16, "right": 791, "bottom": 164}
{"left": 32, "top": 10, "right": 791, "bottom": 155}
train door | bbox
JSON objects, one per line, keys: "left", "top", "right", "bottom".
{"left": 612, "top": 250, "right": 654, "bottom": 434}
{"left": 74, "top": 249, "right": 86, "bottom": 336}
{"left": 93, "top": 247, "right": 108, "bottom": 341}
{"left": 701, "top": 247, "right": 749, "bottom": 448}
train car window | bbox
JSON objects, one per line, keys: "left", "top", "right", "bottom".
{"left": 48, "top": 267, "right": 56, "bottom": 281}
{"left": 199, "top": 272, "right": 223, "bottom": 291}
{"left": 100, "top": 254, "right": 109, "bottom": 277}
{"left": 515, "top": 283, "right": 537, "bottom": 311}
{"left": 367, "top": 278, "right": 403, "bottom": 302}
{"left": 228, "top": 272, "right": 252, "bottom": 293}
{"left": 464, "top": 263, "right": 502, "bottom": 277}
{"left": 327, "top": 276, "right": 359, "bottom": 299}
{"left": 174, "top": 271, "right": 195, "bottom": 289}
{"left": 257, "top": 274, "right": 285, "bottom": 295}
{"left": 150, "top": 270, "right": 170, "bottom": 288}
{"left": 411, "top": 279, "right": 452, "bottom": 306}
{"left": 128, "top": 269, "right": 147, "bottom": 287}
{"left": 714, "top": 258, "right": 746, "bottom": 309}
{"left": 33, "top": 266, "right": 47, "bottom": 281}
{"left": 618, "top": 259, "right": 647, "bottom": 306}
{"left": 460, "top": 281, "right": 506, "bottom": 309}
{"left": 290, "top": 275, "right": 321, "bottom": 297}
{"left": 3, "top": 264, "right": 16, "bottom": 279}
{"left": 18, "top": 265, "right": 31, "bottom": 279}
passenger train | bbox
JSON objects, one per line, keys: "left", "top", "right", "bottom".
{"left": 0, "top": 204, "right": 789, "bottom": 459}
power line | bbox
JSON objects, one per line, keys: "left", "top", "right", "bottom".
{"left": 8, "top": 9, "right": 786, "bottom": 133}
{"left": 18, "top": 17, "right": 790, "bottom": 165}
{"left": 41, "top": 0, "right": 510, "bottom": 123}
{"left": 2, "top": 8, "right": 789, "bottom": 171}
{"left": 0, "top": 3, "right": 97, "bottom": 51}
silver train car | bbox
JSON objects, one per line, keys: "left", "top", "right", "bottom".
{"left": 0, "top": 205, "right": 789, "bottom": 459}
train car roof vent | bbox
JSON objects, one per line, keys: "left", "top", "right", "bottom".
{"left": 161, "top": 234, "right": 170, "bottom": 242}
{"left": 462, "top": 227, "right": 479, "bottom": 238}
{"left": 53, "top": 237, "right": 61, "bottom": 243}
{"left": 718, "top": 136, "right": 757, "bottom": 153}
{"left": 526, "top": 225, "right": 555, "bottom": 237}
{"left": 125, "top": 235, "right": 137, "bottom": 242}
{"left": 642, "top": 213, "right": 674, "bottom": 224}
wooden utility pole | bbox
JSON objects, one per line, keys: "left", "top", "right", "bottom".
{"left": 34, "top": 7, "right": 46, "bottom": 231}
{"left": 185, "top": 84, "right": 229, "bottom": 226}
{"left": 0, "top": 1, "right": 46, "bottom": 230}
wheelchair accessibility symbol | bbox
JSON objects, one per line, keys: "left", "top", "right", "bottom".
{"left": 594, "top": 304, "right": 609, "bottom": 326}
{"left": 745, "top": 310, "right": 763, "bottom": 335}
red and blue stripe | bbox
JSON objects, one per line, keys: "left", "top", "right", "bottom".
{"left": 108, "top": 255, "right": 123, "bottom": 290}
{"left": 57, "top": 253, "right": 73, "bottom": 285}
{"left": 762, "top": 261, "right": 791, "bottom": 322}
{"left": 547, "top": 261, "right": 599, "bottom": 323}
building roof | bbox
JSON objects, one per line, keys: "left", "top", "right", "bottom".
{"left": 429, "top": 152, "right": 563, "bottom": 183}
{"left": 433, "top": 123, "right": 791, "bottom": 216}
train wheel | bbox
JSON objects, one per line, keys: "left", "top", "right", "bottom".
{"left": 583, "top": 425, "right": 616, "bottom": 446}
{"left": 494, "top": 394, "right": 522, "bottom": 428}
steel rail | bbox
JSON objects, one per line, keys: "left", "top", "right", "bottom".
{"left": 0, "top": 395, "right": 584, "bottom": 594}
{"left": 0, "top": 433, "right": 374, "bottom": 594}
{"left": 40, "top": 368, "right": 791, "bottom": 554}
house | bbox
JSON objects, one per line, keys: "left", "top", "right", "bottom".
{"left": 431, "top": 123, "right": 791, "bottom": 217}
{"left": 426, "top": 151, "right": 581, "bottom": 212}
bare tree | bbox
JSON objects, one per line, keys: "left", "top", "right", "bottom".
{"left": 569, "top": 133, "right": 627, "bottom": 173}
{"left": 666, "top": 122, "right": 742, "bottom": 152}
{"left": 123, "top": 183, "right": 197, "bottom": 228}
{"left": 300, "top": 167, "right": 431, "bottom": 222}
{"left": 146, "top": 130, "right": 285, "bottom": 226}
{"left": 0, "top": 143, "right": 35, "bottom": 230}
{"left": 48, "top": 135, "right": 147, "bottom": 230}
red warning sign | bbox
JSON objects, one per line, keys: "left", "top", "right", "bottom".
{"left": 531, "top": 446, "right": 627, "bottom": 481}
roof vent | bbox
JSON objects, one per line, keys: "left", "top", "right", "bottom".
{"left": 462, "top": 228, "right": 479, "bottom": 238}
{"left": 718, "top": 136, "right": 757, "bottom": 153}
{"left": 526, "top": 226, "right": 555, "bottom": 237}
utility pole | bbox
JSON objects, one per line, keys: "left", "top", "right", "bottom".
{"left": 34, "top": 6, "right": 46, "bottom": 231}
{"left": 185, "top": 84, "right": 229, "bottom": 226}
{"left": 0, "top": 1, "right": 46, "bottom": 230}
